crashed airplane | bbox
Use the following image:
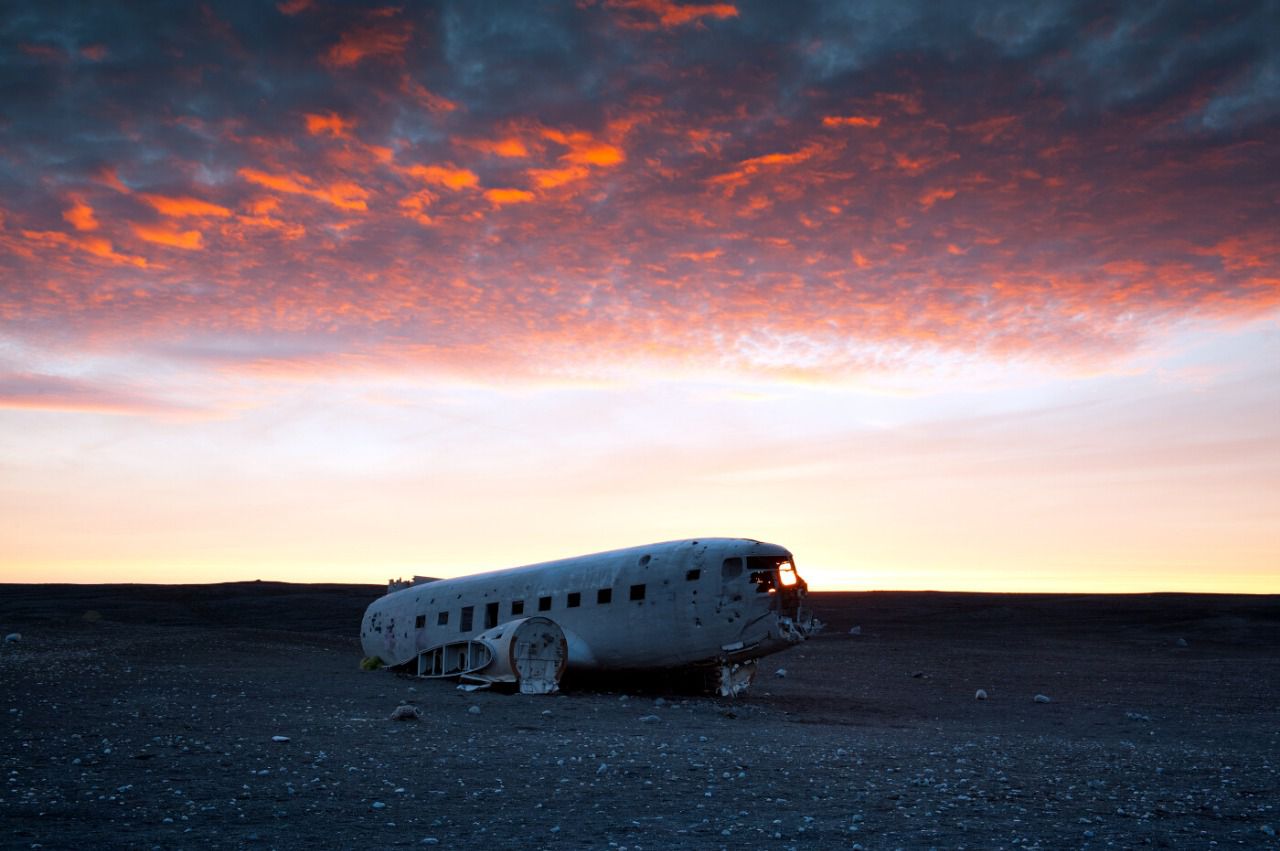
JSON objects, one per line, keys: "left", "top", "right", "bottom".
{"left": 360, "top": 538, "right": 820, "bottom": 696}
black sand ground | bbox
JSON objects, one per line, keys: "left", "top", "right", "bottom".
{"left": 2, "top": 583, "right": 1278, "bottom": 849}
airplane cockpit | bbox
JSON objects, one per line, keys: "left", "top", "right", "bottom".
{"left": 748, "top": 555, "right": 805, "bottom": 593}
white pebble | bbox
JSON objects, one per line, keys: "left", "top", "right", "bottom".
{"left": 774, "top": 668, "right": 787, "bottom": 678}
{"left": 4, "top": 633, "right": 20, "bottom": 643}
{"left": 271, "top": 736, "right": 290, "bottom": 743}
{"left": 974, "top": 689, "right": 988, "bottom": 701}
{"left": 1033, "top": 694, "right": 1051, "bottom": 704}
{"left": 467, "top": 705, "right": 481, "bottom": 715}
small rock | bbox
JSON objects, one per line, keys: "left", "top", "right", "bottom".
{"left": 974, "top": 689, "right": 988, "bottom": 701}
{"left": 1125, "top": 711, "right": 1152, "bottom": 722}
{"left": 1034, "top": 694, "right": 1051, "bottom": 704}
{"left": 910, "top": 671, "right": 925, "bottom": 679}
{"left": 270, "top": 736, "right": 290, "bottom": 743}
{"left": 774, "top": 668, "right": 787, "bottom": 678}
{"left": 467, "top": 705, "right": 481, "bottom": 715}
{"left": 421, "top": 838, "right": 440, "bottom": 845}
{"left": 540, "top": 709, "right": 552, "bottom": 716}
{"left": 638, "top": 715, "right": 660, "bottom": 723}
{"left": 389, "top": 705, "right": 421, "bottom": 722}
{"left": 1175, "top": 638, "right": 1189, "bottom": 648}
{"left": 371, "top": 801, "right": 386, "bottom": 810}
{"left": 848, "top": 626, "right": 861, "bottom": 635}
{"left": 653, "top": 697, "right": 666, "bottom": 707}
{"left": 1261, "top": 824, "right": 1275, "bottom": 837}
{"left": 596, "top": 763, "right": 608, "bottom": 775}
{"left": 4, "top": 633, "right": 20, "bottom": 643}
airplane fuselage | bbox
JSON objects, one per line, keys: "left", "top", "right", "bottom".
{"left": 360, "top": 538, "right": 814, "bottom": 675}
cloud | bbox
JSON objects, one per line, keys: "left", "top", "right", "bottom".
{"left": 132, "top": 223, "right": 204, "bottom": 250}
{"left": 304, "top": 112, "right": 357, "bottom": 139}
{"left": 604, "top": 0, "right": 739, "bottom": 30}
{"left": 18, "top": 230, "right": 148, "bottom": 268}
{"left": 141, "top": 195, "right": 233, "bottom": 219}
{"left": 322, "top": 17, "right": 412, "bottom": 68}
{"left": 63, "top": 196, "right": 99, "bottom": 231}
{"left": 0, "top": 372, "right": 191, "bottom": 416}
{"left": 0, "top": 0, "right": 1274, "bottom": 385}
{"left": 406, "top": 164, "right": 480, "bottom": 190}
{"left": 822, "top": 115, "right": 881, "bottom": 128}
{"left": 484, "top": 188, "right": 536, "bottom": 205}
{"left": 238, "top": 169, "right": 369, "bottom": 211}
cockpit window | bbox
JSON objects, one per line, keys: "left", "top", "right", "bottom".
{"left": 778, "top": 560, "right": 799, "bottom": 587}
{"left": 746, "top": 556, "right": 797, "bottom": 593}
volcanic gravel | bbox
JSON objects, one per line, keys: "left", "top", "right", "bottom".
{"left": 2, "top": 584, "right": 1278, "bottom": 849}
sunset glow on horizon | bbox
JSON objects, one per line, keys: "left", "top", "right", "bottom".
{"left": 1, "top": 1, "right": 1277, "bottom": 592}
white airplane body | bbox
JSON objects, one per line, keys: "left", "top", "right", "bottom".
{"left": 360, "top": 538, "right": 819, "bottom": 695}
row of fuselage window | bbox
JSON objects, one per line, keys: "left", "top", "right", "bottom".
{"left": 413, "top": 568, "right": 705, "bottom": 634}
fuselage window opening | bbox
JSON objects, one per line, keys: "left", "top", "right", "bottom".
{"left": 437, "top": 611, "right": 449, "bottom": 626}
{"left": 511, "top": 599, "right": 524, "bottom": 616}
{"left": 567, "top": 592, "right": 581, "bottom": 608}
{"left": 686, "top": 569, "right": 701, "bottom": 581}
{"left": 460, "top": 606, "right": 474, "bottom": 632}
{"left": 484, "top": 602, "right": 499, "bottom": 629}
{"left": 722, "top": 557, "right": 743, "bottom": 579}
{"left": 415, "top": 614, "right": 426, "bottom": 629}
{"left": 597, "top": 588, "right": 612, "bottom": 604}
{"left": 538, "top": 595, "right": 552, "bottom": 612}
{"left": 630, "top": 583, "right": 646, "bottom": 601}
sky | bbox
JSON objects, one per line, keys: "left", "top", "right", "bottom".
{"left": 1, "top": 0, "right": 1277, "bottom": 592}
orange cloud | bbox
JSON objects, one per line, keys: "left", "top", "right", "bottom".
{"left": 233, "top": 198, "right": 306, "bottom": 239}
{"left": 407, "top": 164, "right": 480, "bottom": 190}
{"left": 466, "top": 137, "right": 531, "bottom": 158}
{"left": 605, "top": 0, "right": 739, "bottom": 29}
{"left": 323, "top": 20, "right": 412, "bottom": 68}
{"left": 401, "top": 78, "right": 458, "bottom": 113}
{"left": 97, "top": 168, "right": 130, "bottom": 194}
{"left": 21, "top": 229, "right": 148, "bottom": 267}
{"left": 239, "top": 168, "right": 369, "bottom": 211}
{"left": 398, "top": 190, "right": 437, "bottom": 226}
{"left": 674, "top": 248, "right": 724, "bottom": 262}
{"left": 304, "top": 112, "right": 356, "bottom": 139}
{"left": 529, "top": 165, "right": 590, "bottom": 189}
{"left": 919, "top": 187, "right": 957, "bottom": 209}
{"left": 63, "top": 196, "right": 99, "bottom": 231}
{"left": 484, "top": 188, "right": 535, "bottom": 205}
{"left": 312, "top": 181, "right": 370, "bottom": 211}
{"left": 823, "top": 115, "right": 882, "bottom": 128}
{"left": 133, "top": 223, "right": 204, "bottom": 250}
{"left": 960, "top": 115, "right": 1018, "bottom": 144}
{"left": 141, "top": 194, "right": 233, "bottom": 218}
{"left": 277, "top": 0, "right": 312, "bottom": 14}
{"left": 543, "top": 128, "right": 626, "bottom": 166}
{"left": 710, "top": 144, "right": 821, "bottom": 190}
